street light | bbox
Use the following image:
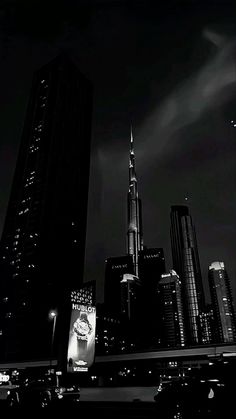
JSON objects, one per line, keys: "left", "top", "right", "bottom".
{"left": 49, "top": 310, "right": 57, "bottom": 374}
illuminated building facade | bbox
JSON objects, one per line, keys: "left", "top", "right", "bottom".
{"left": 158, "top": 270, "right": 186, "bottom": 347}
{"left": 0, "top": 55, "right": 93, "bottom": 362}
{"left": 208, "top": 262, "right": 236, "bottom": 343}
{"left": 170, "top": 205, "right": 205, "bottom": 345}
{"left": 198, "top": 305, "right": 215, "bottom": 344}
{"left": 127, "top": 129, "right": 143, "bottom": 276}
{"left": 71, "top": 281, "right": 96, "bottom": 306}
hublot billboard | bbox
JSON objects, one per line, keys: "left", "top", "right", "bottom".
{"left": 67, "top": 304, "right": 96, "bottom": 372}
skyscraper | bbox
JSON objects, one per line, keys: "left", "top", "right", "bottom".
{"left": 138, "top": 247, "right": 166, "bottom": 290}
{"left": 170, "top": 205, "right": 205, "bottom": 345}
{"left": 104, "top": 255, "right": 134, "bottom": 316}
{"left": 120, "top": 273, "right": 141, "bottom": 321}
{"left": 158, "top": 270, "right": 185, "bottom": 347}
{"left": 208, "top": 262, "right": 236, "bottom": 343}
{"left": 95, "top": 303, "right": 123, "bottom": 356}
{"left": 0, "top": 55, "right": 93, "bottom": 362}
{"left": 198, "top": 305, "right": 215, "bottom": 344}
{"left": 104, "top": 129, "right": 143, "bottom": 321}
{"left": 138, "top": 247, "right": 166, "bottom": 347}
{"left": 127, "top": 128, "right": 143, "bottom": 276}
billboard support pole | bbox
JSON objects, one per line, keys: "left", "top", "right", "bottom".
{"left": 49, "top": 311, "right": 57, "bottom": 374}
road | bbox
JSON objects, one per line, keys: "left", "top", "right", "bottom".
{"left": 0, "top": 400, "right": 157, "bottom": 417}
{"left": 77, "top": 401, "right": 158, "bottom": 418}
{"left": 0, "top": 400, "right": 224, "bottom": 418}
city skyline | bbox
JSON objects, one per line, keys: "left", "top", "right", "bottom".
{"left": 0, "top": 1, "right": 235, "bottom": 305}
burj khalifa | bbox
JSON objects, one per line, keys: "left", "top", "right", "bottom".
{"left": 127, "top": 128, "right": 143, "bottom": 276}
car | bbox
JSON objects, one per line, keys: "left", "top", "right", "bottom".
{"left": 6, "top": 376, "right": 80, "bottom": 409}
{"left": 154, "top": 376, "right": 181, "bottom": 402}
{"left": 0, "top": 380, "right": 19, "bottom": 401}
{"left": 154, "top": 372, "right": 232, "bottom": 419}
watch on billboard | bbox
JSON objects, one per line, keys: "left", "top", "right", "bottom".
{"left": 67, "top": 304, "right": 96, "bottom": 372}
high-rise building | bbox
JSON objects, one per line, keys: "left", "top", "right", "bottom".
{"left": 95, "top": 303, "right": 123, "bottom": 356}
{"left": 137, "top": 247, "right": 166, "bottom": 347}
{"left": 127, "top": 128, "right": 143, "bottom": 276}
{"left": 104, "top": 129, "right": 143, "bottom": 321}
{"left": 104, "top": 255, "right": 134, "bottom": 316}
{"left": 139, "top": 247, "right": 166, "bottom": 289}
{"left": 120, "top": 273, "right": 141, "bottom": 321}
{"left": 0, "top": 55, "right": 93, "bottom": 362}
{"left": 158, "top": 270, "right": 186, "bottom": 347}
{"left": 208, "top": 262, "right": 236, "bottom": 343}
{"left": 198, "top": 305, "right": 215, "bottom": 345}
{"left": 170, "top": 205, "right": 205, "bottom": 345}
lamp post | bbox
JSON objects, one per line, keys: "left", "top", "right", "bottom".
{"left": 49, "top": 310, "right": 57, "bottom": 374}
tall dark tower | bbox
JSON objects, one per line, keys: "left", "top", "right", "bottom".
{"left": 170, "top": 205, "right": 205, "bottom": 345}
{"left": 208, "top": 262, "right": 236, "bottom": 343}
{"left": 158, "top": 270, "right": 186, "bottom": 348}
{"left": 127, "top": 128, "right": 143, "bottom": 276}
{"left": 138, "top": 248, "right": 166, "bottom": 348}
{"left": 0, "top": 55, "right": 93, "bottom": 362}
{"left": 104, "top": 255, "right": 134, "bottom": 315}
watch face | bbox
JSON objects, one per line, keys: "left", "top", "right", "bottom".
{"left": 74, "top": 319, "right": 92, "bottom": 336}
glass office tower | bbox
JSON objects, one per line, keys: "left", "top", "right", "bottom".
{"left": 208, "top": 262, "right": 236, "bottom": 343}
{"left": 0, "top": 55, "right": 93, "bottom": 362}
{"left": 170, "top": 205, "right": 205, "bottom": 345}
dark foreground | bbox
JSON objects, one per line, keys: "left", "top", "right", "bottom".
{"left": 0, "top": 400, "right": 230, "bottom": 419}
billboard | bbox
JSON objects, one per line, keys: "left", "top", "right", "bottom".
{"left": 67, "top": 303, "right": 96, "bottom": 372}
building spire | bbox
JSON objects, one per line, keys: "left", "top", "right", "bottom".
{"left": 129, "top": 124, "right": 136, "bottom": 181}
{"left": 130, "top": 124, "right": 134, "bottom": 151}
{"left": 127, "top": 126, "right": 143, "bottom": 276}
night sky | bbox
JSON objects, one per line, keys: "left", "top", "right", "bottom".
{"left": 0, "top": 0, "right": 235, "bottom": 304}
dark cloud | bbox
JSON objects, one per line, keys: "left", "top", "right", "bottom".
{"left": 137, "top": 33, "right": 236, "bottom": 166}
{"left": 0, "top": 0, "right": 93, "bottom": 40}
